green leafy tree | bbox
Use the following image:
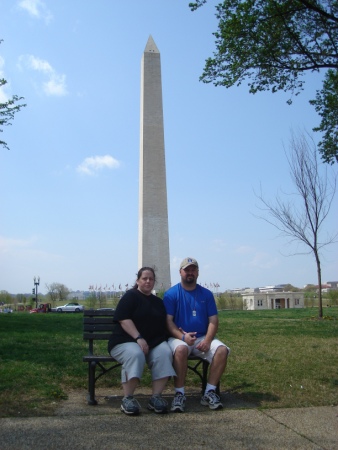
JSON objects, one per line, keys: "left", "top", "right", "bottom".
{"left": 189, "top": 1, "right": 338, "bottom": 164}
{"left": 310, "top": 69, "right": 338, "bottom": 164}
{"left": 0, "top": 290, "right": 12, "bottom": 305}
{"left": 0, "top": 40, "right": 26, "bottom": 150}
{"left": 282, "top": 284, "right": 300, "bottom": 292}
{"left": 326, "top": 289, "right": 338, "bottom": 305}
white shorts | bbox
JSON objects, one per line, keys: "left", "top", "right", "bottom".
{"left": 168, "top": 336, "right": 230, "bottom": 364}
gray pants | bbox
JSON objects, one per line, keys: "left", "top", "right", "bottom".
{"left": 110, "top": 341, "right": 176, "bottom": 383}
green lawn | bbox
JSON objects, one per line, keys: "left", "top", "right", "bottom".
{"left": 0, "top": 307, "right": 337, "bottom": 417}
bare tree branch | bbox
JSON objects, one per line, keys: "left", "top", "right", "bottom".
{"left": 255, "top": 130, "right": 337, "bottom": 318}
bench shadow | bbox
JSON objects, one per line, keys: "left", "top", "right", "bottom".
{"left": 223, "top": 383, "right": 280, "bottom": 408}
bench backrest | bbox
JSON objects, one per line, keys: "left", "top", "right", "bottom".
{"left": 83, "top": 309, "right": 116, "bottom": 355}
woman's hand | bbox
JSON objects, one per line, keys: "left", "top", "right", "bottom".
{"left": 137, "top": 338, "right": 149, "bottom": 354}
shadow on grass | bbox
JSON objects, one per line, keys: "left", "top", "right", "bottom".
{"left": 225, "top": 383, "right": 280, "bottom": 408}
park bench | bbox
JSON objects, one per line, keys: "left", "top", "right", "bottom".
{"left": 83, "top": 308, "right": 213, "bottom": 405}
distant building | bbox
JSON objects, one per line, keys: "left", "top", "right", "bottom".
{"left": 258, "top": 284, "right": 287, "bottom": 293}
{"left": 242, "top": 291, "right": 304, "bottom": 310}
{"left": 324, "top": 281, "right": 338, "bottom": 291}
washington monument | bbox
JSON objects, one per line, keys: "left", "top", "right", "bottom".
{"left": 138, "top": 36, "right": 171, "bottom": 292}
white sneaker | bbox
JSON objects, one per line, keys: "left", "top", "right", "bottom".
{"left": 170, "top": 392, "right": 186, "bottom": 412}
{"left": 200, "top": 390, "right": 223, "bottom": 410}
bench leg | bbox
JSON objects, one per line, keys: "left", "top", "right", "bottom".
{"left": 87, "top": 361, "right": 98, "bottom": 405}
{"left": 201, "top": 360, "right": 208, "bottom": 394}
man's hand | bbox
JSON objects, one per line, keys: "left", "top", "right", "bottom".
{"left": 183, "top": 331, "right": 197, "bottom": 346}
{"left": 195, "top": 339, "right": 211, "bottom": 353}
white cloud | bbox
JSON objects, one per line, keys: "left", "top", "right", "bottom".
{"left": 18, "top": 0, "right": 53, "bottom": 24}
{"left": 43, "top": 75, "right": 67, "bottom": 96}
{"left": 247, "top": 252, "right": 279, "bottom": 270}
{"left": 0, "top": 235, "right": 54, "bottom": 260}
{"left": 18, "top": 55, "right": 67, "bottom": 96}
{"left": 210, "top": 239, "right": 227, "bottom": 253}
{"left": 235, "top": 245, "right": 255, "bottom": 255}
{"left": 27, "top": 55, "right": 53, "bottom": 74}
{"left": 76, "top": 155, "right": 121, "bottom": 176}
{"left": 0, "top": 235, "right": 35, "bottom": 254}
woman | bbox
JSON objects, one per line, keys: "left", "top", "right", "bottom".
{"left": 108, "top": 267, "right": 176, "bottom": 415}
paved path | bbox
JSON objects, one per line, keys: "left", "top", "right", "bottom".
{"left": 0, "top": 390, "right": 337, "bottom": 449}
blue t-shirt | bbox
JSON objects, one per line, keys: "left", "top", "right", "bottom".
{"left": 163, "top": 283, "right": 218, "bottom": 338}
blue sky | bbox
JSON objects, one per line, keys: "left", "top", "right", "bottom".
{"left": 1, "top": 0, "right": 337, "bottom": 295}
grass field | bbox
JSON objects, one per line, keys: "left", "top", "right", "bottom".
{"left": 0, "top": 307, "right": 337, "bottom": 417}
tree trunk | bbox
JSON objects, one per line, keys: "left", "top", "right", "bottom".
{"left": 315, "top": 252, "right": 323, "bottom": 319}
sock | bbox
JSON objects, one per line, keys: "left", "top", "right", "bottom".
{"left": 205, "top": 383, "right": 216, "bottom": 394}
{"left": 175, "top": 387, "right": 185, "bottom": 395}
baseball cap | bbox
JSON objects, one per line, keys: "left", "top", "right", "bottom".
{"left": 180, "top": 257, "right": 199, "bottom": 270}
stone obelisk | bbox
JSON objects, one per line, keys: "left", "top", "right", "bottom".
{"left": 138, "top": 35, "right": 171, "bottom": 292}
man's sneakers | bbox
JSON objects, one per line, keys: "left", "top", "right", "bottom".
{"left": 200, "top": 390, "right": 223, "bottom": 410}
{"left": 170, "top": 392, "right": 186, "bottom": 413}
{"left": 120, "top": 395, "right": 141, "bottom": 415}
{"left": 147, "top": 394, "right": 168, "bottom": 414}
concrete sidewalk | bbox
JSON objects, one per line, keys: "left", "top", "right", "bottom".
{"left": 0, "top": 390, "right": 337, "bottom": 449}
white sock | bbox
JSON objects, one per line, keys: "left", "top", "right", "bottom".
{"left": 175, "top": 387, "right": 185, "bottom": 395}
{"left": 205, "top": 383, "right": 216, "bottom": 394}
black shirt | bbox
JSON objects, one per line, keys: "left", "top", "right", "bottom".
{"left": 108, "top": 289, "right": 168, "bottom": 353}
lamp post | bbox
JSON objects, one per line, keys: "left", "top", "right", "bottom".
{"left": 33, "top": 276, "right": 40, "bottom": 309}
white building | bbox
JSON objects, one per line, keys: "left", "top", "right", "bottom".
{"left": 242, "top": 291, "right": 304, "bottom": 310}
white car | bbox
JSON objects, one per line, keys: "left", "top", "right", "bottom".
{"left": 56, "top": 302, "right": 85, "bottom": 313}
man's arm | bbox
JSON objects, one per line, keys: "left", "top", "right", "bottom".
{"left": 166, "top": 314, "right": 197, "bottom": 346}
{"left": 195, "top": 314, "right": 218, "bottom": 352}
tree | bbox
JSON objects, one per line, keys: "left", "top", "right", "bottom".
{"left": 310, "top": 69, "right": 338, "bottom": 164}
{"left": 55, "top": 283, "right": 71, "bottom": 303}
{"left": 189, "top": 1, "right": 338, "bottom": 164}
{"left": 326, "top": 289, "right": 338, "bottom": 305}
{"left": 46, "top": 282, "right": 71, "bottom": 305}
{"left": 256, "top": 131, "right": 337, "bottom": 319}
{"left": 0, "top": 40, "right": 26, "bottom": 150}
{"left": 282, "top": 284, "right": 301, "bottom": 292}
{"left": 46, "top": 283, "right": 59, "bottom": 306}
{"left": 0, "top": 290, "right": 11, "bottom": 305}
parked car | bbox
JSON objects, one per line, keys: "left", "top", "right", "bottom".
{"left": 0, "top": 307, "right": 13, "bottom": 313}
{"left": 30, "top": 303, "right": 52, "bottom": 314}
{"left": 56, "top": 302, "right": 85, "bottom": 313}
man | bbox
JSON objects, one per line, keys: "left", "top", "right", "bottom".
{"left": 163, "top": 257, "right": 230, "bottom": 412}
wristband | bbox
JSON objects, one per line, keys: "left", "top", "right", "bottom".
{"left": 182, "top": 334, "right": 185, "bottom": 342}
{"left": 135, "top": 335, "right": 143, "bottom": 341}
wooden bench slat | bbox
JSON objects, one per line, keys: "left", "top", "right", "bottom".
{"left": 83, "top": 318, "right": 115, "bottom": 325}
{"left": 84, "top": 309, "right": 115, "bottom": 316}
{"left": 83, "top": 355, "right": 115, "bottom": 362}
{"left": 83, "top": 332, "right": 112, "bottom": 340}
{"left": 84, "top": 324, "right": 114, "bottom": 332}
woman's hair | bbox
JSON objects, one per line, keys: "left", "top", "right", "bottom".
{"left": 132, "top": 267, "right": 156, "bottom": 289}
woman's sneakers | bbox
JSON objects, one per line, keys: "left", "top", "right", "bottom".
{"left": 120, "top": 395, "right": 141, "bottom": 415}
{"left": 147, "top": 394, "right": 168, "bottom": 414}
{"left": 121, "top": 394, "right": 168, "bottom": 415}
{"left": 200, "top": 390, "right": 223, "bottom": 410}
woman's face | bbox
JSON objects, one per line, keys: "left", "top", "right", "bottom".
{"left": 137, "top": 270, "right": 155, "bottom": 295}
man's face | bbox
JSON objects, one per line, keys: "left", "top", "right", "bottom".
{"left": 180, "top": 265, "right": 199, "bottom": 284}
